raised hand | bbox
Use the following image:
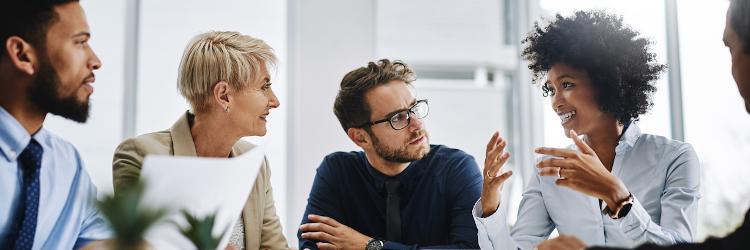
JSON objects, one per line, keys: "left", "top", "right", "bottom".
{"left": 480, "top": 131, "right": 513, "bottom": 217}
{"left": 534, "top": 130, "right": 630, "bottom": 211}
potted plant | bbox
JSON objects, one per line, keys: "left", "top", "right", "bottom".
{"left": 97, "top": 181, "right": 167, "bottom": 250}
{"left": 179, "top": 210, "right": 231, "bottom": 250}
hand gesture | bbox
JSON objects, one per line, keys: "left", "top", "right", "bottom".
{"left": 480, "top": 131, "right": 513, "bottom": 217}
{"left": 535, "top": 130, "right": 630, "bottom": 209}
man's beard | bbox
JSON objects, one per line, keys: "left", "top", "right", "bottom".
{"left": 370, "top": 130, "right": 430, "bottom": 163}
{"left": 27, "top": 57, "right": 90, "bottom": 123}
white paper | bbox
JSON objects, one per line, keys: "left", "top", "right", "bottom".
{"left": 138, "top": 145, "right": 265, "bottom": 250}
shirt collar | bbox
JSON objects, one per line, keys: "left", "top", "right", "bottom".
{"left": 363, "top": 150, "right": 431, "bottom": 192}
{"left": 0, "top": 106, "right": 32, "bottom": 162}
{"left": 615, "top": 122, "right": 641, "bottom": 153}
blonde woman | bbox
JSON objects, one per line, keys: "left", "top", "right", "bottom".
{"left": 112, "top": 31, "right": 287, "bottom": 249}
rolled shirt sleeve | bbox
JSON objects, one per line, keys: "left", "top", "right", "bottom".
{"left": 473, "top": 172, "right": 555, "bottom": 250}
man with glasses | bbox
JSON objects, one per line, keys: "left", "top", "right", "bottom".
{"left": 297, "top": 59, "right": 482, "bottom": 250}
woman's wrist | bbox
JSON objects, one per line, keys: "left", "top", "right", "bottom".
{"left": 602, "top": 177, "right": 630, "bottom": 210}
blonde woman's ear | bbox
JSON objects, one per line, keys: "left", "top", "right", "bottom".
{"left": 212, "top": 81, "right": 231, "bottom": 109}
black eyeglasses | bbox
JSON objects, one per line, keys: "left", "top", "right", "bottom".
{"left": 357, "top": 99, "right": 429, "bottom": 130}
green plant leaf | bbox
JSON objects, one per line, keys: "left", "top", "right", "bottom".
{"left": 98, "top": 181, "right": 167, "bottom": 249}
{"left": 179, "top": 210, "right": 229, "bottom": 250}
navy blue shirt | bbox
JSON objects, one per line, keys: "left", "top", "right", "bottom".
{"left": 298, "top": 144, "right": 482, "bottom": 249}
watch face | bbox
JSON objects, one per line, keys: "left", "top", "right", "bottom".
{"left": 618, "top": 203, "right": 633, "bottom": 218}
{"left": 366, "top": 239, "right": 384, "bottom": 250}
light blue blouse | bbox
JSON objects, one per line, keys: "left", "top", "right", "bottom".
{"left": 473, "top": 124, "right": 700, "bottom": 250}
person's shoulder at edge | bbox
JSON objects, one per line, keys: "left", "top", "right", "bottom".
{"left": 318, "top": 149, "right": 369, "bottom": 171}
{"left": 636, "top": 133, "right": 692, "bottom": 150}
{"left": 424, "top": 144, "right": 476, "bottom": 167}
{"left": 632, "top": 133, "right": 698, "bottom": 163}
{"left": 35, "top": 129, "right": 93, "bottom": 185}
{"left": 426, "top": 144, "right": 468, "bottom": 159}
{"left": 114, "top": 129, "right": 173, "bottom": 158}
{"left": 36, "top": 128, "right": 82, "bottom": 162}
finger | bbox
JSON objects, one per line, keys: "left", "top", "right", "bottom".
{"left": 497, "top": 151, "right": 510, "bottom": 166}
{"left": 484, "top": 135, "right": 504, "bottom": 176}
{"left": 497, "top": 135, "right": 507, "bottom": 151}
{"left": 535, "top": 147, "right": 577, "bottom": 158}
{"left": 486, "top": 136, "right": 506, "bottom": 163}
{"left": 485, "top": 131, "right": 500, "bottom": 154}
{"left": 537, "top": 167, "right": 560, "bottom": 177}
{"left": 569, "top": 130, "right": 595, "bottom": 155}
{"left": 488, "top": 151, "right": 510, "bottom": 178}
{"left": 307, "top": 214, "right": 342, "bottom": 227}
{"left": 555, "top": 178, "right": 576, "bottom": 189}
{"left": 299, "top": 222, "right": 336, "bottom": 234}
{"left": 490, "top": 170, "right": 513, "bottom": 186}
{"left": 536, "top": 158, "right": 575, "bottom": 169}
{"left": 316, "top": 242, "right": 338, "bottom": 250}
{"left": 300, "top": 231, "right": 335, "bottom": 242}
{"left": 559, "top": 169, "right": 576, "bottom": 180}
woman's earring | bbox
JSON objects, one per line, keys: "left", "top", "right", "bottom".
{"left": 224, "top": 106, "right": 230, "bottom": 113}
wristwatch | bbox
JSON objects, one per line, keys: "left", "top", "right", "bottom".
{"left": 605, "top": 193, "right": 634, "bottom": 219}
{"left": 366, "top": 238, "right": 384, "bottom": 250}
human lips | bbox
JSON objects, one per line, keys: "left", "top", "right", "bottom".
{"left": 557, "top": 110, "right": 576, "bottom": 125}
{"left": 259, "top": 112, "right": 270, "bottom": 121}
{"left": 82, "top": 75, "right": 95, "bottom": 94}
{"left": 409, "top": 135, "right": 426, "bottom": 145}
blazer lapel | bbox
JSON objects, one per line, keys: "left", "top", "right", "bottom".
{"left": 169, "top": 111, "right": 198, "bottom": 157}
{"left": 234, "top": 141, "right": 262, "bottom": 248}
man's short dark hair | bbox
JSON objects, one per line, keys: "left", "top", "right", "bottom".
{"left": 522, "top": 10, "right": 666, "bottom": 124}
{"left": 0, "top": 0, "right": 79, "bottom": 59}
{"left": 730, "top": 0, "right": 750, "bottom": 54}
{"left": 333, "top": 59, "right": 416, "bottom": 132}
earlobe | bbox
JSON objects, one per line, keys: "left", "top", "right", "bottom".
{"left": 5, "top": 36, "right": 36, "bottom": 75}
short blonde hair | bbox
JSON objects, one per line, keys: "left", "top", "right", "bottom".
{"left": 177, "top": 31, "right": 276, "bottom": 113}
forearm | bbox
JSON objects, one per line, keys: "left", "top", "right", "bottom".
{"left": 473, "top": 199, "right": 524, "bottom": 250}
{"left": 610, "top": 197, "right": 693, "bottom": 245}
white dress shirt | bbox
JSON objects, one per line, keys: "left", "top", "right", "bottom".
{"left": 473, "top": 124, "right": 700, "bottom": 250}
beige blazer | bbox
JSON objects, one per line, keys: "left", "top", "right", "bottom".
{"left": 112, "top": 111, "right": 288, "bottom": 249}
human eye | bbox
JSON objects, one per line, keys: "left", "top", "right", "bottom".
{"left": 261, "top": 81, "right": 272, "bottom": 91}
{"left": 390, "top": 111, "right": 408, "bottom": 123}
{"left": 562, "top": 82, "right": 575, "bottom": 89}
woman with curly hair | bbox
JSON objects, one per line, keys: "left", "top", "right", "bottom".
{"left": 472, "top": 11, "right": 700, "bottom": 249}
